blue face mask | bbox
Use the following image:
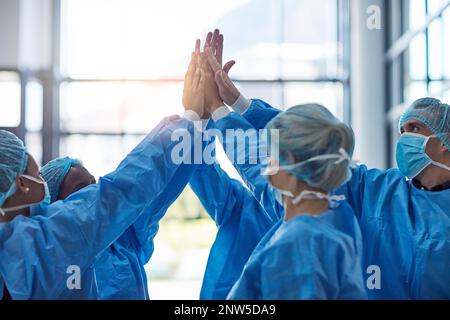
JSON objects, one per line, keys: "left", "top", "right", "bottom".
{"left": 30, "top": 182, "right": 51, "bottom": 216}
{"left": 396, "top": 133, "right": 450, "bottom": 179}
{"left": 0, "top": 175, "right": 51, "bottom": 216}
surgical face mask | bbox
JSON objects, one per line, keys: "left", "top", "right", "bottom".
{"left": 30, "top": 182, "right": 51, "bottom": 216}
{"left": 396, "top": 133, "right": 450, "bottom": 179}
{"left": 0, "top": 175, "right": 51, "bottom": 216}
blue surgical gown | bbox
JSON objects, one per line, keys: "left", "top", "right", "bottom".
{"left": 190, "top": 130, "right": 281, "bottom": 299}
{"left": 228, "top": 202, "right": 367, "bottom": 300}
{"left": 215, "top": 99, "right": 450, "bottom": 299}
{"left": 94, "top": 144, "right": 197, "bottom": 300}
{"left": 0, "top": 115, "right": 199, "bottom": 299}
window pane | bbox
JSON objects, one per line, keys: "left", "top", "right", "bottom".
{"left": 0, "top": 71, "right": 21, "bottom": 127}
{"left": 282, "top": 0, "right": 338, "bottom": 79}
{"left": 62, "top": 0, "right": 341, "bottom": 80}
{"left": 26, "top": 80, "right": 43, "bottom": 132}
{"left": 408, "top": 33, "right": 427, "bottom": 80}
{"left": 147, "top": 218, "right": 216, "bottom": 299}
{"left": 409, "top": 0, "right": 427, "bottom": 30}
{"left": 235, "top": 82, "right": 283, "bottom": 107}
{"left": 60, "top": 134, "right": 145, "bottom": 177}
{"left": 442, "top": 85, "right": 450, "bottom": 101}
{"left": 62, "top": 0, "right": 278, "bottom": 79}
{"left": 214, "top": 0, "right": 279, "bottom": 80}
{"left": 429, "top": 81, "right": 450, "bottom": 100}
{"left": 444, "top": 9, "right": 450, "bottom": 78}
{"left": 427, "top": 0, "right": 448, "bottom": 15}
{"left": 428, "top": 18, "right": 443, "bottom": 80}
{"left": 283, "top": 82, "right": 343, "bottom": 119}
{"left": 60, "top": 82, "right": 184, "bottom": 134}
{"left": 26, "top": 133, "right": 43, "bottom": 166}
{"left": 404, "top": 81, "right": 428, "bottom": 102}
{"left": 164, "top": 187, "right": 207, "bottom": 220}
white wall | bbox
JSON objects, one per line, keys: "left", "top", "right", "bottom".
{"left": 350, "top": 0, "right": 387, "bottom": 169}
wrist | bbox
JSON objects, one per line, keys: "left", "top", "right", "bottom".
{"left": 229, "top": 93, "right": 251, "bottom": 114}
{"left": 211, "top": 106, "right": 230, "bottom": 122}
{"left": 209, "top": 99, "right": 225, "bottom": 113}
{"left": 226, "top": 92, "right": 240, "bottom": 106}
{"left": 183, "top": 109, "right": 202, "bottom": 121}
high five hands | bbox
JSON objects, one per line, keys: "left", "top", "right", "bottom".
{"left": 182, "top": 29, "right": 241, "bottom": 119}
{"left": 204, "top": 30, "right": 240, "bottom": 110}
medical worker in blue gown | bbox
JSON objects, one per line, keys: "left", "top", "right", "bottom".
{"left": 189, "top": 130, "right": 282, "bottom": 299}
{"left": 226, "top": 104, "right": 367, "bottom": 299}
{"left": 0, "top": 49, "right": 207, "bottom": 300}
{"left": 204, "top": 36, "right": 450, "bottom": 299}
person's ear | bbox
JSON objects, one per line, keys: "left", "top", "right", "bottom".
{"left": 443, "top": 145, "right": 450, "bottom": 158}
{"left": 15, "top": 176, "right": 30, "bottom": 194}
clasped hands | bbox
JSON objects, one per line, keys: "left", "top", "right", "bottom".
{"left": 182, "top": 29, "right": 241, "bottom": 119}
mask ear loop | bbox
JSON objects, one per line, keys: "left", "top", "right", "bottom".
{"left": 335, "top": 148, "right": 359, "bottom": 168}
{"left": 20, "top": 174, "right": 45, "bottom": 185}
{"left": 0, "top": 203, "right": 37, "bottom": 215}
{"left": 419, "top": 135, "right": 450, "bottom": 171}
{"left": 291, "top": 190, "right": 347, "bottom": 206}
{"left": 430, "top": 160, "right": 450, "bottom": 172}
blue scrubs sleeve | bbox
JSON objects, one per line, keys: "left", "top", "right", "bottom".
{"left": 214, "top": 113, "right": 283, "bottom": 221}
{"left": 242, "top": 99, "right": 282, "bottom": 130}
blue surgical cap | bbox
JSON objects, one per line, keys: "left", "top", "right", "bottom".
{"left": 399, "top": 97, "right": 450, "bottom": 150}
{"left": 40, "top": 157, "right": 82, "bottom": 203}
{"left": 0, "top": 130, "right": 28, "bottom": 207}
{"left": 266, "top": 104, "right": 355, "bottom": 192}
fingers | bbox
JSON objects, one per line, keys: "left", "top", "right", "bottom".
{"left": 192, "top": 66, "right": 201, "bottom": 89}
{"left": 198, "top": 67, "right": 206, "bottom": 90}
{"left": 195, "top": 39, "right": 201, "bottom": 55}
{"left": 216, "top": 34, "right": 224, "bottom": 65}
{"left": 211, "top": 29, "right": 220, "bottom": 55}
{"left": 214, "top": 69, "right": 227, "bottom": 88}
{"left": 223, "top": 60, "right": 235, "bottom": 74}
{"left": 204, "top": 32, "right": 212, "bottom": 51}
{"left": 185, "top": 52, "right": 196, "bottom": 79}
{"left": 205, "top": 47, "right": 222, "bottom": 73}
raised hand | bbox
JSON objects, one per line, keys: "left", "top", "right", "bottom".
{"left": 207, "top": 29, "right": 236, "bottom": 74}
{"left": 182, "top": 40, "right": 205, "bottom": 117}
{"left": 205, "top": 46, "right": 240, "bottom": 107}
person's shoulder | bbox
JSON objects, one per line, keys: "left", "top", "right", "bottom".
{"left": 264, "top": 217, "right": 325, "bottom": 250}
{"left": 355, "top": 164, "right": 406, "bottom": 186}
{"left": 285, "top": 215, "right": 355, "bottom": 249}
{"left": 254, "top": 217, "right": 354, "bottom": 270}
